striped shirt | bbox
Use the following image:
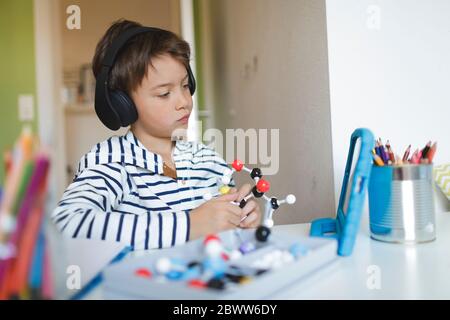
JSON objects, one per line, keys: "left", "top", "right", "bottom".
{"left": 51, "top": 130, "right": 233, "bottom": 251}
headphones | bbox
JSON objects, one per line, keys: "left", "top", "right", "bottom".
{"left": 95, "top": 27, "right": 196, "bottom": 131}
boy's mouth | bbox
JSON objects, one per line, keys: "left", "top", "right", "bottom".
{"left": 177, "top": 113, "right": 190, "bottom": 124}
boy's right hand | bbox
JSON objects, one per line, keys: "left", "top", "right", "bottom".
{"left": 189, "top": 192, "right": 244, "bottom": 240}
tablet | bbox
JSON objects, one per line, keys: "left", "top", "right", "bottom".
{"left": 310, "top": 128, "right": 374, "bottom": 256}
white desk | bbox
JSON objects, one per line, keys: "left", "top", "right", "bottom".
{"left": 83, "top": 211, "right": 450, "bottom": 300}
{"left": 273, "top": 211, "right": 450, "bottom": 299}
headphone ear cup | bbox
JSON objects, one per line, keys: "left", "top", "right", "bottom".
{"left": 187, "top": 65, "right": 196, "bottom": 95}
{"left": 109, "top": 90, "right": 138, "bottom": 127}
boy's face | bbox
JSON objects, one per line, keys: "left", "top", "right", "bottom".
{"left": 131, "top": 54, "right": 193, "bottom": 139}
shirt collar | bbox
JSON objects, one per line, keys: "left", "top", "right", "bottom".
{"left": 124, "top": 130, "right": 193, "bottom": 176}
{"left": 123, "top": 130, "right": 164, "bottom": 174}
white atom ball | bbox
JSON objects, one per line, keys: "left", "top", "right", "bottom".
{"left": 286, "top": 194, "right": 296, "bottom": 204}
{"left": 155, "top": 257, "right": 171, "bottom": 274}
{"left": 264, "top": 219, "right": 274, "bottom": 228}
{"left": 205, "top": 240, "right": 223, "bottom": 257}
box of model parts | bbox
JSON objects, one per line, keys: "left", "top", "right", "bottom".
{"left": 102, "top": 229, "right": 338, "bottom": 299}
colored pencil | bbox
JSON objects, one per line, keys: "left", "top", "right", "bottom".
{"left": 5, "top": 155, "right": 49, "bottom": 298}
{"left": 402, "top": 145, "right": 411, "bottom": 162}
{"left": 41, "top": 239, "right": 54, "bottom": 299}
{"left": 386, "top": 140, "right": 395, "bottom": 162}
{"left": 378, "top": 139, "right": 389, "bottom": 164}
{"left": 427, "top": 142, "right": 437, "bottom": 162}
{"left": 421, "top": 141, "right": 431, "bottom": 159}
{"left": 372, "top": 154, "right": 385, "bottom": 166}
{"left": 410, "top": 149, "right": 420, "bottom": 164}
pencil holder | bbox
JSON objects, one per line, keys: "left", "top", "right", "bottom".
{"left": 368, "top": 164, "right": 436, "bottom": 243}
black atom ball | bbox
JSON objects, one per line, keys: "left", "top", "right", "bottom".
{"left": 255, "top": 225, "right": 271, "bottom": 242}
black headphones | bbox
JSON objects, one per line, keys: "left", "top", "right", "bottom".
{"left": 95, "top": 26, "right": 196, "bottom": 131}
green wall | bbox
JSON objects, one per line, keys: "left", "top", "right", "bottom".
{"left": 0, "top": 0, "right": 38, "bottom": 183}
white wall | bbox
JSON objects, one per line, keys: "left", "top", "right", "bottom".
{"left": 326, "top": 0, "right": 450, "bottom": 206}
{"left": 198, "top": 0, "right": 335, "bottom": 224}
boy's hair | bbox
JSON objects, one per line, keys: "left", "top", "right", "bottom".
{"left": 92, "top": 19, "right": 191, "bottom": 93}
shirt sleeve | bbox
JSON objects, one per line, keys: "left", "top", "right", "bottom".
{"left": 205, "top": 146, "right": 236, "bottom": 187}
{"left": 51, "top": 164, "right": 190, "bottom": 250}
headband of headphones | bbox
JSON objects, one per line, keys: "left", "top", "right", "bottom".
{"left": 95, "top": 26, "right": 196, "bottom": 130}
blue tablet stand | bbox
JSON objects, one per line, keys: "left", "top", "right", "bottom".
{"left": 310, "top": 128, "right": 374, "bottom": 256}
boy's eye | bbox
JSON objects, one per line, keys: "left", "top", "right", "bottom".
{"left": 183, "top": 83, "right": 190, "bottom": 89}
{"left": 158, "top": 92, "right": 170, "bottom": 98}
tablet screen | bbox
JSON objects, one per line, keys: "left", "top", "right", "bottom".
{"left": 343, "top": 137, "right": 362, "bottom": 215}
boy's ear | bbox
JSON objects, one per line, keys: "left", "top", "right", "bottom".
{"left": 95, "top": 68, "right": 138, "bottom": 131}
{"left": 95, "top": 26, "right": 196, "bottom": 130}
{"left": 187, "top": 65, "right": 196, "bottom": 96}
{"left": 109, "top": 90, "right": 138, "bottom": 127}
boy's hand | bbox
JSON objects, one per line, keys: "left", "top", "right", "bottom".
{"left": 234, "top": 183, "right": 262, "bottom": 229}
{"left": 189, "top": 191, "right": 243, "bottom": 240}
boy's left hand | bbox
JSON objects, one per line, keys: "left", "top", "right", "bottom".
{"left": 231, "top": 183, "right": 262, "bottom": 228}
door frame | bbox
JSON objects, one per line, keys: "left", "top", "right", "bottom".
{"left": 33, "top": 0, "right": 66, "bottom": 206}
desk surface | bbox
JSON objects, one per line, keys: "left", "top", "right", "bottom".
{"left": 85, "top": 211, "right": 450, "bottom": 300}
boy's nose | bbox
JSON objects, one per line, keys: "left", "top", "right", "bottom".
{"left": 175, "top": 91, "right": 192, "bottom": 111}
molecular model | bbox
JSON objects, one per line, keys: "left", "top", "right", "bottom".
{"left": 145, "top": 233, "right": 309, "bottom": 291}
{"left": 203, "top": 159, "right": 296, "bottom": 242}
{"left": 132, "top": 162, "right": 300, "bottom": 292}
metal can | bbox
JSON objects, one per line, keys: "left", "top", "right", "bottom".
{"left": 368, "top": 164, "right": 436, "bottom": 243}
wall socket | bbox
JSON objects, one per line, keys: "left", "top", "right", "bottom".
{"left": 18, "top": 94, "right": 34, "bottom": 122}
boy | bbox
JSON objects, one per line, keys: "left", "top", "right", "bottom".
{"left": 52, "top": 20, "right": 261, "bottom": 250}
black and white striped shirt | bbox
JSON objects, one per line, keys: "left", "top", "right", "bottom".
{"left": 52, "top": 130, "right": 232, "bottom": 250}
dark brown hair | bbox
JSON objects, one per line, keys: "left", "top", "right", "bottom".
{"left": 92, "top": 19, "right": 191, "bottom": 93}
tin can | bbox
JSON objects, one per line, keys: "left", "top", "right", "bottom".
{"left": 368, "top": 164, "right": 436, "bottom": 243}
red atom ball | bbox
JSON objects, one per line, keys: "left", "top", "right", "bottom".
{"left": 188, "top": 279, "right": 207, "bottom": 288}
{"left": 203, "top": 234, "right": 220, "bottom": 245}
{"left": 256, "top": 179, "right": 270, "bottom": 193}
{"left": 232, "top": 159, "right": 244, "bottom": 171}
{"left": 135, "top": 268, "right": 152, "bottom": 278}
